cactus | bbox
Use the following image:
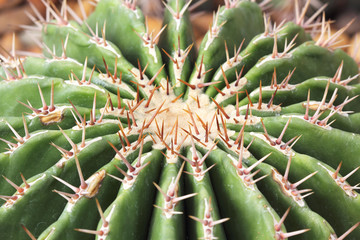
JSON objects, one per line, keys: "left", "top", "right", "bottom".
{"left": 0, "top": 0, "right": 360, "bottom": 239}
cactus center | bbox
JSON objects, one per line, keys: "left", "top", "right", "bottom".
{"left": 133, "top": 87, "right": 222, "bottom": 146}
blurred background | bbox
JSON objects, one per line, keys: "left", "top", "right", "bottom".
{"left": 0, "top": 0, "right": 359, "bottom": 62}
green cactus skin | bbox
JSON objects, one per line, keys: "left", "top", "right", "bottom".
{"left": 239, "top": 77, "right": 360, "bottom": 112}
{"left": 85, "top": 0, "right": 167, "bottom": 85}
{"left": 1, "top": 0, "right": 360, "bottom": 239}
{"left": 22, "top": 57, "right": 137, "bottom": 98}
{"left": 205, "top": 21, "right": 312, "bottom": 97}
{"left": 148, "top": 160, "right": 186, "bottom": 240}
{"left": 239, "top": 131, "right": 360, "bottom": 239}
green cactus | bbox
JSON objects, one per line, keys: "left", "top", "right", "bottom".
{"left": 0, "top": 0, "right": 360, "bottom": 239}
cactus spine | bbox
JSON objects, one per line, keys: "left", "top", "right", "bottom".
{"left": 0, "top": 0, "right": 360, "bottom": 239}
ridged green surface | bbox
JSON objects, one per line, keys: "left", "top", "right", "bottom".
{"left": 0, "top": 0, "right": 359, "bottom": 239}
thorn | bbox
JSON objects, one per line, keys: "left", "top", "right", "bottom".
{"left": 58, "top": 126, "right": 78, "bottom": 152}
{"left": 251, "top": 174, "right": 268, "bottom": 184}
{"left": 234, "top": 120, "right": 246, "bottom": 146}
{"left": 169, "top": 161, "right": 185, "bottom": 196}
{"left": 95, "top": 198, "right": 108, "bottom": 227}
{"left": 304, "top": 89, "right": 311, "bottom": 120}
{"left": 219, "top": 113, "right": 229, "bottom": 142}
{"left": 245, "top": 89, "right": 254, "bottom": 107}
{"left": 153, "top": 181, "right": 170, "bottom": 201}
{"left": 260, "top": 119, "right": 275, "bottom": 146}
{"left": 275, "top": 207, "right": 291, "bottom": 231}
{"left": 197, "top": 55, "right": 204, "bottom": 79}
{"left": 280, "top": 34, "right": 298, "bottom": 58}
{"left": 220, "top": 66, "right": 230, "bottom": 89}
{"left": 92, "top": 92, "right": 97, "bottom": 123}
{"left": 153, "top": 24, "right": 167, "bottom": 43}
{"left": 196, "top": 95, "right": 201, "bottom": 108}
{"left": 263, "top": 14, "right": 269, "bottom": 36}
{"left": 201, "top": 163, "right": 217, "bottom": 177}
{"left": 145, "top": 100, "right": 166, "bottom": 128}
{"left": 271, "top": 68, "right": 277, "bottom": 89}
{"left": 52, "top": 189, "right": 76, "bottom": 201}
{"left": 189, "top": 215, "right": 206, "bottom": 224}
{"left": 49, "top": 80, "right": 55, "bottom": 111}
{"left": 332, "top": 161, "right": 342, "bottom": 179}
{"left": 107, "top": 173, "right": 124, "bottom": 183}
{"left": 173, "top": 151, "right": 194, "bottom": 166}
{"left": 245, "top": 153, "right": 271, "bottom": 174}
{"left": 162, "top": 0, "right": 177, "bottom": 18}
{"left": 304, "top": 2, "right": 328, "bottom": 27}
{"left": 178, "top": 78, "right": 196, "bottom": 90}
{"left": 280, "top": 68, "right": 295, "bottom": 89}
{"left": 197, "top": 80, "right": 221, "bottom": 88}
{"left": 279, "top": 229, "right": 310, "bottom": 239}
{"left": 244, "top": 169, "right": 261, "bottom": 182}
{"left": 20, "top": 173, "right": 30, "bottom": 189}
{"left": 233, "top": 38, "right": 245, "bottom": 64}
{"left": 257, "top": 80, "right": 263, "bottom": 110}
{"left": 311, "top": 79, "right": 331, "bottom": 123}
{"left": 101, "top": 21, "right": 107, "bottom": 46}
{"left": 301, "top": 191, "right": 314, "bottom": 199}
{"left": 288, "top": 135, "right": 302, "bottom": 150}
{"left": 186, "top": 105, "right": 200, "bottom": 135}
{"left": 336, "top": 95, "right": 359, "bottom": 112}
{"left": 21, "top": 225, "right": 37, "bottom": 240}
{"left": 272, "top": 34, "right": 278, "bottom": 58}
{"left": 166, "top": 76, "right": 170, "bottom": 95}
{"left": 171, "top": 92, "right": 184, "bottom": 104}
{"left": 211, "top": 217, "right": 230, "bottom": 227}
{"left": 291, "top": 171, "right": 318, "bottom": 189}
{"left": 337, "top": 222, "right": 360, "bottom": 240}
{"left": 148, "top": 64, "right": 165, "bottom": 86}
{"left": 182, "top": 43, "right": 194, "bottom": 62}
{"left": 224, "top": 41, "right": 230, "bottom": 66}
{"left": 2, "top": 175, "right": 23, "bottom": 193}
{"left": 74, "top": 228, "right": 104, "bottom": 236}
{"left": 68, "top": 100, "right": 84, "bottom": 123}
{"left": 213, "top": 86, "right": 225, "bottom": 96}
{"left": 50, "top": 142, "right": 73, "bottom": 157}
{"left": 267, "top": 87, "right": 278, "bottom": 109}
{"left": 340, "top": 167, "right": 360, "bottom": 183}
{"left": 322, "top": 18, "right": 356, "bottom": 48}
{"left": 0, "top": 137, "right": 17, "bottom": 148}
{"left": 71, "top": 71, "right": 82, "bottom": 85}
{"left": 118, "top": 124, "right": 131, "bottom": 147}
{"left": 74, "top": 154, "right": 87, "bottom": 189}
{"left": 179, "top": 0, "right": 193, "bottom": 17}
{"left": 52, "top": 175, "right": 79, "bottom": 193}
{"left": 145, "top": 86, "right": 160, "bottom": 108}
{"left": 235, "top": 93, "right": 240, "bottom": 117}
{"left": 211, "top": 98, "right": 230, "bottom": 119}
{"left": 332, "top": 61, "right": 344, "bottom": 83}
{"left": 137, "top": 59, "right": 144, "bottom": 80}
{"left": 173, "top": 192, "right": 197, "bottom": 203}
{"left": 177, "top": 35, "right": 181, "bottom": 57}
{"left": 284, "top": 154, "right": 292, "bottom": 182}
{"left": 6, "top": 121, "right": 23, "bottom": 143}
{"left": 0, "top": 195, "right": 12, "bottom": 201}
{"left": 17, "top": 100, "right": 41, "bottom": 114}
{"left": 116, "top": 88, "right": 122, "bottom": 110}
{"left": 326, "top": 88, "right": 339, "bottom": 109}
{"left": 174, "top": 117, "right": 179, "bottom": 145}
{"left": 107, "top": 141, "right": 135, "bottom": 172}
{"left": 188, "top": 128, "right": 199, "bottom": 162}
{"left": 275, "top": 117, "right": 292, "bottom": 145}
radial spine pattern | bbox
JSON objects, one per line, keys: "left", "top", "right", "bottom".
{"left": 0, "top": 0, "right": 360, "bottom": 239}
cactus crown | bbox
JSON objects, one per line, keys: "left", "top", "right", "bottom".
{"left": 0, "top": 0, "right": 360, "bottom": 239}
